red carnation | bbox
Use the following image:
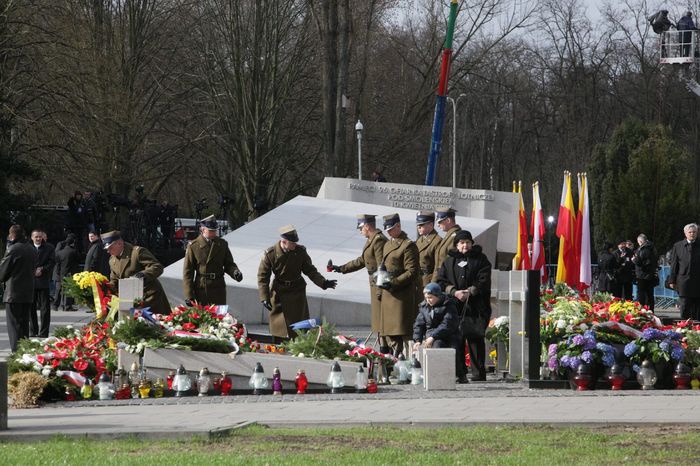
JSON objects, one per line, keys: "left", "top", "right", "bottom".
{"left": 182, "top": 322, "right": 196, "bottom": 331}
{"left": 73, "top": 358, "right": 89, "bottom": 372}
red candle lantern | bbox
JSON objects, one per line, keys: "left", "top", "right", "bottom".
{"left": 366, "top": 378, "right": 378, "bottom": 394}
{"left": 295, "top": 369, "right": 308, "bottom": 394}
{"left": 220, "top": 371, "right": 233, "bottom": 396}
{"left": 608, "top": 364, "right": 625, "bottom": 391}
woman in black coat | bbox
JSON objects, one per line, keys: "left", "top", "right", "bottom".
{"left": 597, "top": 242, "right": 618, "bottom": 293}
{"left": 437, "top": 230, "right": 492, "bottom": 382}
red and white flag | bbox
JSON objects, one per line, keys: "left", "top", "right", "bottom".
{"left": 577, "top": 173, "right": 592, "bottom": 289}
{"left": 530, "top": 181, "right": 547, "bottom": 282}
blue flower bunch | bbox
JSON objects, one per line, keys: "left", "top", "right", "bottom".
{"left": 547, "top": 330, "right": 615, "bottom": 373}
{"left": 624, "top": 328, "right": 685, "bottom": 367}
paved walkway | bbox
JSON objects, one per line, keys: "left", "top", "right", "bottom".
{"left": 2, "top": 383, "right": 700, "bottom": 440}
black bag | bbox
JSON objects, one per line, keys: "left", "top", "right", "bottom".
{"left": 458, "top": 301, "right": 486, "bottom": 339}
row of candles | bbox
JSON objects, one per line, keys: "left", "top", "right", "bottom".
{"left": 67, "top": 356, "right": 425, "bottom": 401}
{"left": 572, "top": 361, "right": 697, "bottom": 391}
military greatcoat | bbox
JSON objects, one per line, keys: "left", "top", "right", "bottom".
{"left": 379, "top": 231, "right": 420, "bottom": 337}
{"left": 183, "top": 235, "right": 241, "bottom": 305}
{"left": 417, "top": 229, "right": 442, "bottom": 287}
{"left": 108, "top": 242, "right": 171, "bottom": 315}
{"left": 339, "top": 230, "right": 387, "bottom": 331}
{"left": 257, "top": 242, "right": 328, "bottom": 338}
{"left": 431, "top": 224, "right": 462, "bottom": 283}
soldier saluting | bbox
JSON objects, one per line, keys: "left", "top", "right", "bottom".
{"left": 329, "top": 214, "right": 387, "bottom": 337}
{"left": 257, "top": 225, "right": 337, "bottom": 339}
{"left": 183, "top": 215, "right": 242, "bottom": 306}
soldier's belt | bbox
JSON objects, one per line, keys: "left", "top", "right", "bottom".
{"left": 199, "top": 272, "right": 222, "bottom": 280}
{"left": 421, "top": 268, "right": 433, "bottom": 275}
{"left": 274, "top": 278, "right": 303, "bottom": 287}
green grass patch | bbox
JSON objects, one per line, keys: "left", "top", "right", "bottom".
{"left": 1, "top": 425, "right": 699, "bottom": 465}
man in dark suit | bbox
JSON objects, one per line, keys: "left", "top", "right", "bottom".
{"left": 669, "top": 223, "right": 700, "bottom": 320}
{"left": 29, "top": 229, "right": 55, "bottom": 337}
{"left": 0, "top": 225, "right": 36, "bottom": 351}
{"left": 54, "top": 233, "right": 80, "bottom": 311}
{"left": 84, "top": 230, "right": 110, "bottom": 277}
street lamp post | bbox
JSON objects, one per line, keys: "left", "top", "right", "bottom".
{"left": 547, "top": 215, "right": 555, "bottom": 286}
{"left": 355, "top": 120, "right": 364, "bottom": 180}
{"left": 446, "top": 93, "right": 467, "bottom": 189}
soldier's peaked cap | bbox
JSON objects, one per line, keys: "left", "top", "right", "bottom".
{"left": 382, "top": 213, "right": 400, "bottom": 231}
{"left": 435, "top": 207, "right": 457, "bottom": 221}
{"left": 279, "top": 225, "right": 299, "bottom": 242}
{"left": 416, "top": 210, "right": 435, "bottom": 225}
{"left": 101, "top": 230, "right": 121, "bottom": 249}
{"left": 201, "top": 215, "right": 218, "bottom": 230}
{"left": 356, "top": 214, "right": 376, "bottom": 229}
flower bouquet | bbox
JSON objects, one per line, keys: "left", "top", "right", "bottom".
{"left": 540, "top": 297, "right": 591, "bottom": 346}
{"left": 486, "top": 316, "right": 509, "bottom": 351}
{"left": 9, "top": 320, "right": 117, "bottom": 398}
{"left": 156, "top": 302, "right": 247, "bottom": 343}
{"left": 546, "top": 330, "right": 616, "bottom": 378}
{"left": 61, "top": 271, "right": 111, "bottom": 313}
{"left": 624, "top": 328, "right": 684, "bottom": 369}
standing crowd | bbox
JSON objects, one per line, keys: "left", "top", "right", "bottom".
{"left": 597, "top": 223, "right": 700, "bottom": 320}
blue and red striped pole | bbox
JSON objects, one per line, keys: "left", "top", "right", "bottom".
{"left": 425, "top": 0, "right": 459, "bottom": 186}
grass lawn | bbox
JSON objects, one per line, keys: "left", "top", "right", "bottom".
{"left": 1, "top": 424, "right": 699, "bottom": 465}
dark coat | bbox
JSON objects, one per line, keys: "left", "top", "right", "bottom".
{"left": 339, "top": 230, "right": 387, "bottom": 332}
{"left": 0, "top": 241, "right": 36, "bottom": 303}
{"left": 436, "top": 245, "right": 492, "bottom": 321}
{"left": 379, "top": 231, "right": 420, "bottom": 336}
{"left": 55, "top": 243, "right": 80, "bottom": 279}
{"left": 183, "top": 235, "right": 241, "bottom": 305}
{"left": 669, "top": 240, "right": 700, "bottom": 298}
{"left": 257, "top": 242, "right": 329, "bottom": 338}
{"left": 632, "top": 241, "right": 658, "bottom": 281}
{"left": 109, "top": 242, "right": 171, "bottom": 315}
{"left": 613, "top": 247, "right": 635, "bottom": 283}
{"left": 413, "top": 295, "right": 459, "bottom": 343}
{"left": 84, "top": 240, "right": 111, "bottom": 277}
{"left": 431, "top": 225, "right": 461, "bottom": 283}
{"left": 32, "top": 242, "right": 56, "bottom": 290}
{"left": 597, "top": 249, "right": 617, "bottom": 292}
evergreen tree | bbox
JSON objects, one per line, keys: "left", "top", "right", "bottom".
{"left": 590, "top": 119, "right": 696, "bottom": 255}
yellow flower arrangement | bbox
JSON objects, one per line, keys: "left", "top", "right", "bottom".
{"left": 72, "top": 271, "right": 109, "bottom": 290}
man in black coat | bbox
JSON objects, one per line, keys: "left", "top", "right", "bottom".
{"left": 597, "top": 242, "right": 618, "bottom": 293}
{"left": 84, "top": 230, "right": 110, "bottom": 277}
{"left": 632, "top": 233, "right": 658, "bottom": 311}
{"left": 437, "top": 230, "right": 492, "bottom": 382}
{"left": 612, "top": 239, "right": 634, "bottom": 300}
{"left": 412, "top": 282, "right": 463, "bottom": 382}
{"left": 0, "top": 225, "right": 36, "bottom": 351}
{"left": 54, "top": 233, "right": 80, "bottom": 311}
{"left": 29, "top": 229, "right": 55, "bottom": 337}
{"left": 669, "top": 223, "right": 700, "bottom": 320}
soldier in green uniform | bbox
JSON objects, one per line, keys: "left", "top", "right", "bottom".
{"left": 329, "top": 214, "right": 386, "bottom": 337}
{"left": 182, "top": 215, "right": 242, "bottom": 306}
{"left": 102, "top": 231, "right": 171, "bottom": 315}
{"left": 257, "top": 225, "right": 337, "bottom": 339}
{"left": 416, "top": 210, "right": 441, "bottom": 287}
{"left": 376, "top": 213, "right": 420, "bottom": 356}
{"left": 431, "top": 207, "right": 462, "bottom": 283}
